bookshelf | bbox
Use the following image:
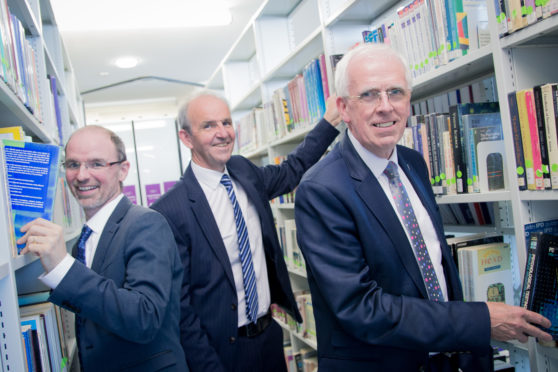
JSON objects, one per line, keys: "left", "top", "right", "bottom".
{"left": 207, "top": 0, "right": 558, "bottom": 370}
{"left": 0, "top": 0, "right": 84, "bottom": 371}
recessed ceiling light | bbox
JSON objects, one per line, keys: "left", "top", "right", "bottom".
{"left": 114, "top": 57, "right": 140, "bottom": 69}
{"left": 99, "top": 71, "right": 109, "bottom": 76}
{"left": 52, "top": 0, "right": 232, "bottom": 31}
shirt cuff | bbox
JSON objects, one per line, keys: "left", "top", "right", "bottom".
{"left": 39, "top": 253, "right": 75, "bottom": 289}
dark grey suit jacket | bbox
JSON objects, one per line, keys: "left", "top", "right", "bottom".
{"left": 50, "top": 196, "right": 187, "bottom": 371}
{"left": 151, "top": 119, "right": 339, "bottom": 371}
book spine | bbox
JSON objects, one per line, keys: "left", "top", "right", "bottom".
{"left": 520, "top": 233, "right": 539, "bottom": 309}
{"left": 525, "top": 89, "right": 545, "bottom": 190}
{"left": 516, "top": 90, "right": 537, "bottom": 190}
{"left": 508, "top": 91, "right": 528, "bottom": 190}
{"left": 533, "top": 85, "right": 551, "bottom": 189}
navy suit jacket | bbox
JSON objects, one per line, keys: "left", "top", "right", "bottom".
{"left": 295, "top": 134, "right": 493, "bottom": 372}
{"left": 151, "top": 119, "right": 339, "bottom": 371}
{"left": 50, "top": 197, "right": 187, "bottom": 372}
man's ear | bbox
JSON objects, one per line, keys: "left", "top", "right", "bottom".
{"left": 337, "top": 96, "right": 351, "bottom": 124}
{"left": 178, "top": 129, "right": 193, "bottom": 149}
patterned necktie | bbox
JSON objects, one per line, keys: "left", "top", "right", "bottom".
{"left": 77, "top": 225, "right": 93, "bottom": 265}
{"left": 220, "top": 174, "right": 259, "bottom": 323}
{"left": 383, "top": 161, "right": 444, "bottom": 301}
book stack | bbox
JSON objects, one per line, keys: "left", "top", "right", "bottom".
{"left": 457, "top": 242, "right": 514, "bottom": 304}
{"left": 495, "top": 0, "right": 558, "bottom": 36}
{"left": 508, "top": 83, "right": 558, "bottom": 191}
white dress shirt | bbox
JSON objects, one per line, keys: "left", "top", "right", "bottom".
{"left": 41, "top": 194, "right": 124, "bottom": 289}
{"left": 191, "top": 161, "right": 271, "bottom": 327}
{"left": 348, "top": 131, "right": 448, "bottom": 301}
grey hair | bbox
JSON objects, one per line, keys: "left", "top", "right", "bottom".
{"left": 177, "top": 90, "right": 230, "bottom": 133}
{"left": 334, "top": 43, "right": 412, "bottom": 97}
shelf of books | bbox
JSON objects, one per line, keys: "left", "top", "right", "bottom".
{"left": 0, "top": 0, "right": 84, "bottom": 371}
{"left": 209, "top": 0, "right": 558, "bottom": 370}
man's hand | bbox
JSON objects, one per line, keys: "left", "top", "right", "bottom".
{"left": 486, "top": 301, "right": 553, "bottom": 343}
{"left": 17, "top": 218, "right": 67, "bottom": 273}
{"left": 324, "top": 95, "right": 342, "bottom": 127}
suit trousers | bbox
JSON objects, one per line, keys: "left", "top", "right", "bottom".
{"left": 233, "top": 320, "right": 286, "bottom": 372}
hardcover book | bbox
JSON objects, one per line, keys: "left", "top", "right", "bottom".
{"left": 520, "top": 232, "right": 558, "bottom": 341}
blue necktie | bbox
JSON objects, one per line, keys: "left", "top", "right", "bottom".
{"left": 77, "top": 225, "right": 93, "bottom": 265}
{"left": 383, "top": 161, "right": 444, "bottom": 301}
{"left": 221, "top": 174, "right": 259, "bottom": 323}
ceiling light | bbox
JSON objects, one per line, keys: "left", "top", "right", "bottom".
{"left": 52, "top": 0, "right": 232, "bottom": 31}
{"left": 114, "top": 57, "right": 140, "bottom": 69}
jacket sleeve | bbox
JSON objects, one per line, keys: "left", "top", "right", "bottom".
{"left": 49, "top": 211, "right": 179, "bottom": 344}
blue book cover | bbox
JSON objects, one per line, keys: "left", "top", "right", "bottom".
{"left": 2, "top": 140, "right": 61, "bottom": 253}
{"left": 524, "top": 219, "right": 558, "bottom": 252}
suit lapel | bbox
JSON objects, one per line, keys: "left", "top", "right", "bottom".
{"left": 340, "top": 136, "right": 428, "bottom": 298}
{"left": 184, "top": 167, "right": 236, "bottom": 287}
{"left": 91, "top": 197, "right": 131, "bottom": 272}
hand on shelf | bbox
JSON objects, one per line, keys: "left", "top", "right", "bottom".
{"left": 17, "top": 218, "right": 67, "bottom": 273}
{"left": 486, "top": 301, "right": 553, "bottom": 343}
{"left": 324, "top": 95, "right": 342, "bottom": 127}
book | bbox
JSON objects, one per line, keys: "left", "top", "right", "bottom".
{"left": 540, "top": 83, "right": 558, "bottom": 189}
{"left": 0, "top": 126, "right": 25, "bottom": 140}
{"left": 446, "top": 231, "right": 504, "bottom": 268}
{"left": 520, "top": 232, "right": 558, "bottom": 341}
{"left": 1, "top": 140, "right": 61, "bottom": 254}
{"left": 458, "top": 243, "right": 514, "bottom": 304}
{"left": 508, "top": 91, "right": 527, "bottom": 190}
{"left": 524, "top": 219, "right": 558, "bottom": 252}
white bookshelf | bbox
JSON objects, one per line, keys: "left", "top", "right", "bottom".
{"left": 0, "top": 0, "right": 84, "bottom": 371}
{"left": 208, "top": 0, "right": 558, "bottom": 370}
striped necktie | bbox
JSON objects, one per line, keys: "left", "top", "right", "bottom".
{"left": 220, "top": 174, "right": 259, "bottom": 323}
{"left": 383, "top": 161, "right": 444, "bottom": 301}
{"left": 77, "top": 225, "right": 93, "bottom": 265}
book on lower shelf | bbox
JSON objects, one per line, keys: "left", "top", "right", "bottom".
{"left": 1, "top": 139, "right": 61, "bottom": 255}
{"left": 520, "top": 232, "right": 558, "bottom": 343}
{"left": 457, "top": 242, "right": 514, "bottom": 305}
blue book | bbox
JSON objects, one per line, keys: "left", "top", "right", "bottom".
{"left": 2, "top": 140, "right": 61, "bottom": 253}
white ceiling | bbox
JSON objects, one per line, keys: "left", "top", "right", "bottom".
{"left": 50, "top": 0, "right": 266, "bottom": 121}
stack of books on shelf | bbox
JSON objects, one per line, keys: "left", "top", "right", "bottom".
{"left": 495, "top": 0, "right": 558, "bottom": 36}
{"left": 19, "top": 292, "right": 75, "bottom": 372}
{"left": 234, "top": 54, "right": 329, "bottom": 152}
{"left": 400, "top": 99, "right": 505, "bottom": 195}
{"left": 272, "top": 290, "right": 317, "bottom": 345}
{"left": 508, "top": 83, "right": 558, "bottom": 191}
{"left": 439, "top": 202, "right": 496, "bottom": 227}
{"left": 284, "top": 344, "right": 317, "bottom": 372}
{"left": 457, "top": 240, "right": 514, "bottom": 305}
{"left": 0, "top": 2, "right": 43, "bottom": 122}
{"left": 279, "top": 219, "right": 305, "bottom": 274}
{"left": 362, "top": 0, "right": 490, "bottom": 79}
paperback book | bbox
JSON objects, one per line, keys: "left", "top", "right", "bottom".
{"left": 1, "top": 140, "right": 61, "bottom": 254}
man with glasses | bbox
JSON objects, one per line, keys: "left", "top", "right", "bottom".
{"left": 294, "top": 43, "right": 552, "bottom": 371}
{"left": 18, "top": 125, "right": 187, "bottom": 371}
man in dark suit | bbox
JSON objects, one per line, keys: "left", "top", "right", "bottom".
{"left": 19, "top": 126, "right": 187, "bottom": 372}
{"left": 151, "top": 91, "right": 340, "bottom": 372}
{"left": 294, "top": 43, "right": 553, "bottom": 372}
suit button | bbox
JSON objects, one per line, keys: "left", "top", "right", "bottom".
{"left": 231, "top": 303, "right": 237, "bottom": 310}
{"left": 229, "top": 337, "right": 236, "bottom": 344}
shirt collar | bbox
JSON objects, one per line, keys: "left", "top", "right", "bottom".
{"left": 191, "top": 161, "right": 229, "bottom": 191}
{"left": 86, "top": 194, "right": 124, "bottom": 234}
{"left": 347, "top": 130, "right": 399, "bottom": 178}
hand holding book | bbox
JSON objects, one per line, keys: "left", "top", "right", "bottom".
{"left": 17, "top": 217, "right": 67, "bottom": 273}
{"left": 486, "top": 301, "right": 552, "bottom": 343}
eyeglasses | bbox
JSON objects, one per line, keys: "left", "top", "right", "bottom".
{"left": 347, "top": 88, "right": 409, "bottom": 106}
{"left": 63, "top": 159, "right": 126, "bottom": 171}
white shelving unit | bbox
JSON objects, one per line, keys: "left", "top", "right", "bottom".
{"left": 207, "top": 0, "right": 558, "bottom": 370}
{"left": 0, "top": 0, "right": 84, "bottom": 371}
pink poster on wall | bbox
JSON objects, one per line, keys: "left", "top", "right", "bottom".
{"left": 145, "top": 183, "right": 162, "bottom": 206}
{"left": 163, "top": 180, "right": 177, "bottom": 193}
{"left": 123, "top": 185, "right": 138, "bottom": 205}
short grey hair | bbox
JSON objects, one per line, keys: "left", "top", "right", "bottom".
{"left": 177, "top": 90, "right": 230, "bottom": 133}
{"left": 66, "top": 125, "right": 127, "bottom": 162}
{"left": 334, "top": 43, "right": 412, "bottom": 97}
